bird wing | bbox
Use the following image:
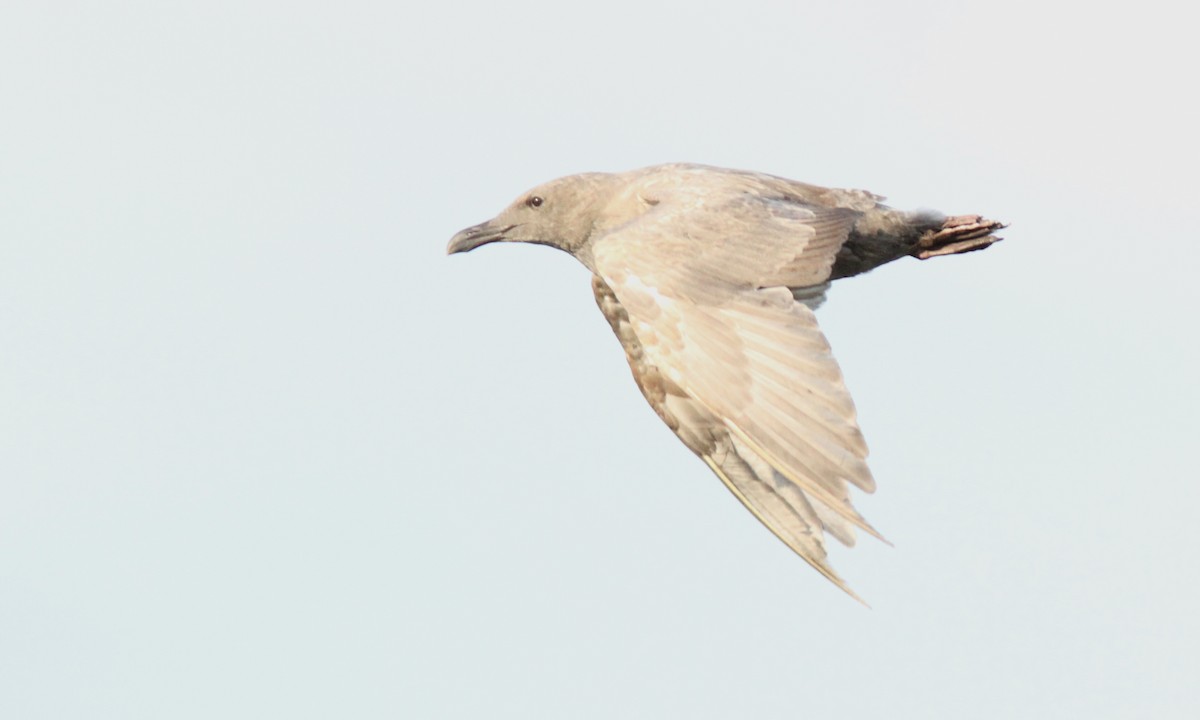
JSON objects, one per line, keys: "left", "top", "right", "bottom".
{"left": 590, "top": 189, "right": 881, "bottom": 596}
{"left": 604, "top": 172, "right": 862, "bottom": 293}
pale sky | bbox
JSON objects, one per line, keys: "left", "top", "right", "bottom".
{"left": 2, "top": 1, "right": 1198, "bottom": 718}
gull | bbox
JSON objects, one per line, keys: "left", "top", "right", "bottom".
{"left": 448, "top": 163, "right": 1004, "bottom": 601}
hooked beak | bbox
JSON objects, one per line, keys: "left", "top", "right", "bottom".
{"left": 446, "top": 220, "right": 517, "bottom": 255}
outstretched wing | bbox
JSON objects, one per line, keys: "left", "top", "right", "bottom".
{"left": 590, "top": 187, "right": 881, "bottom": 597}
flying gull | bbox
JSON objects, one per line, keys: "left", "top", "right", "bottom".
{"left": 448, "top": 163, "right": 1004, "bottom": 601}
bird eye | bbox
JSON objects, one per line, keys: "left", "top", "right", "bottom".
{"left": 526, "top": 196, "right": 544, "bottom": 208}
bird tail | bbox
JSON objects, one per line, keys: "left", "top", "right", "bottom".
{"left": 913, "top": 215, "right": 1007, "bottom": 260}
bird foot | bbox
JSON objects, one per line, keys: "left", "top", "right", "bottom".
{"left": 915, "top": 215, "right": 1006, "bottom": 260}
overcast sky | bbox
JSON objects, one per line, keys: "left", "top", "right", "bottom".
{"left": 3, "top": 1, "right": 1198, "bottom": 718}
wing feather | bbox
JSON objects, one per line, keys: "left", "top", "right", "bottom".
{"left": 590, "top": 180, "right": 886, "bottom": 595}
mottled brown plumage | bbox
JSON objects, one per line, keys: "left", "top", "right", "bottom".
{"left": 448, "top": 163, "right": 1004, "bottom": 601}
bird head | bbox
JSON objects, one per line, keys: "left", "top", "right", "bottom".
{"left": 447, "top": 172, "right": 614, "bottom": 258}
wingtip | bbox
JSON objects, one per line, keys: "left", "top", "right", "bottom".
{"left": 845, "top": 586, "right": 873, "bottom": 609}
{"left": 863, "top": 522, "right": 893, "bottom": 548}
{"left": 702, "top": 453, "right": 873, "bottom": 607}
{"left": 817, "top": 563, "right": 872, "bottom": 608}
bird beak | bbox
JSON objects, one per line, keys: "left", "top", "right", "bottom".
{"left": 447, "top": 220, "right": 516, "bottom": 255}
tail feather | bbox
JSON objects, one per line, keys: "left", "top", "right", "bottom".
{"left": 832, "top": 210, "right": 1007, "bottom": 280}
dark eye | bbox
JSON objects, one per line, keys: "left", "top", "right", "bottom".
{"left": 526, "top": 196, "right": 543, "bottom": 208}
